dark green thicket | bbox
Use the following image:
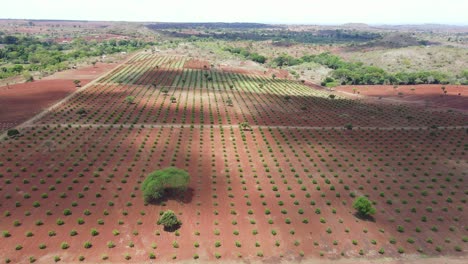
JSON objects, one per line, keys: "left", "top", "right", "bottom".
{"left": 0, "top": 35, "right": 153, "bottom": 79}
{"left": 223, "top": 46, "right": 267, "bottom": 64}
{"left": 7, "top": 129, "right": 20, "bottom": 138}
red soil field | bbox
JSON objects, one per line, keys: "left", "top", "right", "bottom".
{"left": 0, "top": 62, "right": 119, "bottom": 132}
{"left": 336, "top": 85, "right": 468, "bottom": 112}
{"left": 0, "top": 54, "right": 466, "bottom": 263}
{"left": 184, "top": 59, "right": 211, "bottom": 70}
{"left": 220, "top": 66, "right": 290, "bottom": 79}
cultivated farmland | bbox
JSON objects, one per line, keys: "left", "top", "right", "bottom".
{"left": 0, "top": 53, "right": 466, "bottom": 263}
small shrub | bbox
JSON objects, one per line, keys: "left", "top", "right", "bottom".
{"left": 353, "top": 196, "right": 376, "bottom": 216}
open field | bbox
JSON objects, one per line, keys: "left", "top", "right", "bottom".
{"left": 0, "top": 53, "right": 466, "bottom": 263}
{"left": 336, "top": 85, "right": 468, "bottom": 112}
{"left": 0, "top": 62, "right": 120, "bottom": 132}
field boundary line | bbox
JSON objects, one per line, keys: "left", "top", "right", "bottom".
{"left": 18, "top": 123, "right": 468, "bottom": 131}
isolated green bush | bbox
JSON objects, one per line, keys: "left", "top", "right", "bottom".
{"left": 157, "top": 210, "right": 181, "bottom": 230}
{"left": 7, "top": 129, "right": 20, "bottom": 137}
{"left": 141, "top": 167, "right": 189, "bottom": 203}
{"left": 353, "top": 196, "right": 376, "bottom": 217}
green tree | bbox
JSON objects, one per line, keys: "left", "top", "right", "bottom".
{"left": 344, "top": 123, "right": 353, "bottom": 130}
{"left": 73, "top": 80, "right": 81, "bottom": 87}
{"left": 226, "top": 97, "right": 233, "bottom": 106}
{"left": 141, "top": 167, "right": 190, "bottom": 203}
{"left": 7, "top": 129, "right": 20, "bottom": 138}
{"left": 157, "top": 210, "right": 182, "bottom": 230}
{"left": 239, "top": 122, "right": 251, "bottom": 131}
{"left": 125, "top": 96, "right": 135, "bottom": 104}
{"left": 353, "top": 196, "right": 376, "bottom": 217}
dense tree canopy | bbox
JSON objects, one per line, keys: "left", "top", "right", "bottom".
{"left": 223, "top": 46, "right": 266, "bottom": 63}
{"left": 0, "top": 34, "right": 152, "bottom": 79}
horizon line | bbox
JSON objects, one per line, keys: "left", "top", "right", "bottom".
{"left": 0, "top": 18, "right": 467, "bottom": 27}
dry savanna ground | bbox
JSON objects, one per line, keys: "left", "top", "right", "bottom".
{"left": 0, "top": 53, "right": 466, "bottom": 263}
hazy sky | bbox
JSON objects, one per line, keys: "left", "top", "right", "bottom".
{"left": 1, "top": 0, "right": 467, "bottom": 25}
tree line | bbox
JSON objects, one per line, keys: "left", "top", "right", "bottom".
{"left": 222, "top": 46, "right": 267, "bottom": 63}
{"left": 271, "top": 52, "right": 468, "bottom": 85}
{"left": 0, "top": 34, "right": 153, "bottom": 80}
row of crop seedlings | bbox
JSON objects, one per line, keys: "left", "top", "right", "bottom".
{"left": 204, "top": 71, "right": 221, "bottom": 125}
{"left": 164, "top": 69, "right": 197, "bottom": 125}
{"left": 291, "top": 82, "right": 465, "bottom": 127}
{"left": 241, "top": 124, "right": 290, "bottom": 256}
{"left": 134, "top": 56, "right": 186, "bottom": 86}
{"left": 126, "top": 57, "right": 188, "bottom": 125}
{"left": 260, "top": 79, "right": 323, "bottom": 126}
{"left": 0, "top": 125, "right": 112, "bottom": 212}
{"left": 163, "top": 68, "right": 193, "bottom": 124}
{"left": 123, "top": 58, "right": 181, "bottom": 124}
{"left": 2, "top": 125, "right": 123, "bottom": 197}
{"left": 216, "top": 72, "right": 252, "bottom": 125}
{"left": 243, "top": 78, "right": 330, "bottom": 125}
{"left": 77, "top": 56, "right": 164, "bottom": 125}
{"left": 210, "top": 71, "right": 235, "bottom": 125}
{"left": 238, "top": 74, "right": 301, "bottom": 126}
{"left": 38, "top": 55, "right": 155, "bottom": 125}
{"left": 218, "top": 70, "right": 253, "bottom": 125}
{"left": 0, "top": 127, "right": 163, "bottom": 258}
{"left": 220, "top": 125, "right": 264, "bottom": 258}
{"left": 146, "top": 66, "right": 190, "bottom": 124}
{"left": 141, "top": 68, "right": 180, "bottom": 124}
{"left": 95, "top": 53, "right": 146, "bottom": 83}
{"left": 244, "top": 77, "right": 389, "bottom": 127}
{"left": 266, "top": 79, "right": 403, "bottom": 127}
{"left": 227, "top": 73, "right": 268, "bottom": 125}
{"left": 287, "top": 127, "right": 465, "bottom": 255}
{"left": 121, "top": 56, "right": 181, "bottom": 124}
{"left": 98, "top": 53, "right": 151, "bottom": 84}
{"left": 158, "top": 68, "right": 188, "bottom": 124}
{"left": 256, "top": 127, "right": 312, "bottom": 254}
{"left": 208, "top": 126, "right": 233, "bottom": 258}
{"left": 108, "top": 54, "right": 159, "bottom": 85}
{"left": 256, "top": 126, "right": 306, "bottom": 256}
{"left": 177, "top": 69, "right": 196, "bottom": 124}
{"left": 237, "top": 74, "right": 300, "bottom": 125}
{"left": 217, "top": 72, "right": 258, "bottom": 126}
{"left": 259, "top": 126, "right": 360, "bottom": 256}
{"left": 357, "top": 128, "right": 466, "bottom": 253}
{"left": 220, "top": 71, "right": 245, "bottom": 125}
{"left": 103, "top": 54, "right": 148, "bottom": 84}
{"left": 268, "top": 127, "right": 343, "bottom": 254}
{"left": 235, "top": 73, "right": 287, "bottom": 125}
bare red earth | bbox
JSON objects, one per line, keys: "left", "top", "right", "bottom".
{"left": 0, "top": 62, "right": 118, "bottom": 132}
{"left": 336, "top": 85, "right": 468, "bottom": 111}
{"left": 0, "top": 54, "right": 466, "bottom": 263}
{"left": 184, "top": 59, "right": 211, "bottom": 70}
